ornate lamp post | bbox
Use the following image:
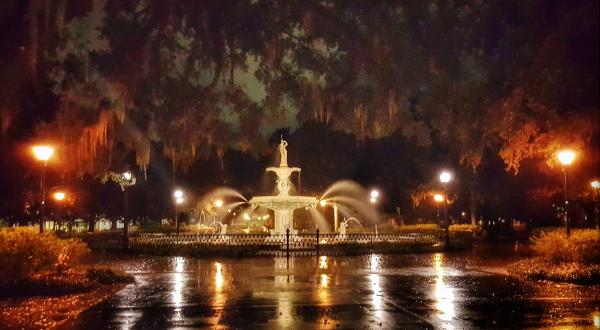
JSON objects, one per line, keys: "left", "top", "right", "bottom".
{"left": 121, "top": 172, "right": 135, "bottom": 249}
{"left": 54, "top": 192, "right": 65, "bottom": 231}
{"left": 174, "top": 190, "right": 183, "bottom": 238}
{"left": 99, "top": 171, "right": 135, "bottom": 248}
{"left": 558, "top": 151, "right": 575, "bottom": 236}
{"left": 591, "top": 181, "right": 599, "bottom": 229}
{"left": 434, "top": 194, "right": 444, "bottom": 228}
{"left": 440, "top": 172, "right": 451, "bottom": 246}
{"left": 34, "top": 146, "right": 53, "bottom": 233}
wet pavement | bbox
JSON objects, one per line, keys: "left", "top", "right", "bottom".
{"left": 58, "top": 243, "right": 600, "bottom": 329}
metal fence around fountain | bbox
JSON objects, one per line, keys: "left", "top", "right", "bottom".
{"left": 130, "top": 232, "right": 440, "bottom": 249}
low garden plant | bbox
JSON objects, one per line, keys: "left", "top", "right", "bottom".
{"left": 508, "top": 228, "right": 600, "bottom": 285}
{"left": 0, "top": 227, "right": 90, "bottom": 285}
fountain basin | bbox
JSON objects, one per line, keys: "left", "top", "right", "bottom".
{"left": 250, "top": 196, "right": 318, "bottom": 235}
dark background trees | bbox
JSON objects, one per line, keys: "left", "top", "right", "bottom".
{"left": 0, "top": 0, "right": 597, "bottom": 228}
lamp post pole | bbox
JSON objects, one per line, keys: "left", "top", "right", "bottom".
{"left": 440, "top": 172, "right": 451, "bottom": 248}
{"left": 34, "top": 146, "right": 53, "bottom": 234}
{"left": 557, "top": 151, "right": 575, "bottom": 237}
{"left": 174, "top": 190, "right": 183, "bottom": 239}
{"left": 41, "top": 160, "right": 47, "bottom": 233}
{"left": 563, "top": 168, "right": 570, "bottom": 236}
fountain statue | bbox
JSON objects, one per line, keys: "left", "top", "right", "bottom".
{"left": 219, "top": 224, "right": 228, "bottom": 235}
{"left": 338, "top": 217, "right": 365, "bottom": 236}
{"left": 338, "top": 220, "right": 348, "bottom": 235}
{"left": 249, "top": 138, "right": 318, "bottom": 235}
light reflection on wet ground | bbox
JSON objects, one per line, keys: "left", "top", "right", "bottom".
{"left": 58, "top": 243, "right": 600, "bottom": 329}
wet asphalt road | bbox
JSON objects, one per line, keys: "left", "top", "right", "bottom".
{"left": 58, "top": 243, "right": 600, "bottom": 329}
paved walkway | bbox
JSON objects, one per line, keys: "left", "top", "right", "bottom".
{"left": 58, "top": 244, "right": 600, "bottom": 329}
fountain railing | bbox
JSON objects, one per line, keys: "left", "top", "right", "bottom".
{"left": 130, "top": 232, "right": 441, "bottom": 247}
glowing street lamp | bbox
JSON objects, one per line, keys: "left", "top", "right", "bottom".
{"left": 320, "top": 200, "right": 327, "bottom": 206}
{"left": 54, "top": 192, "right": 65, "bottom": 201}
{"left": 371, "top": 190, "right": 379, "bottom": 198}
{"left": 244, "top": 214, "right": 250, "bottom": 220}
{"left": 440, "top": 172, "right": 451, "bottom": 183}
{"left": 558, "top": 151, "right": 575, "bottom": 236}
{"left": 215, "top": 200, "right": 223, "bottom": 208}
{"left": 34, "top": 146, "right": 53, "bottom": 233}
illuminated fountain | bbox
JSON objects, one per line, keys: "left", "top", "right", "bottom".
{"left": 249, "top": 138, "right": 318, "bottom": 235}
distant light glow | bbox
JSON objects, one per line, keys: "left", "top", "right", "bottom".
{"left": 244, "top": 214, "right": 250, "bottom": 220}
{"left": 440, "top": 172, "right": 451, "bottom": 183}
{"left": 33, "top": 146, "right": 53, "bottom": 161}
{"left": 215, "top": 200, "right": 223, "bottom": 207}
{"left": 123, "top": 172, "right": 132, "bottom": 180}
{"left": 558, "top": 151, "right": 575, "bottom": 165}
{"left": 370, "top": 197, "right": 376, "bottom": 203}
{"left": 174, "top": 190, "right": 183, "bottom": 198}
{"left": 176, "top": 198, "right": 183, "bottom": 204}
{"left": 320, "top": 200, "right": 326, "bottom": 206}
{"left": 371, "top": 190, "right": 379, "bottom": 198}
{"left": 54, "top": 192, "right": 65, "bottom": 201}
{"left": 592, "top": 181, "right": 600, "bottom": 189}
{"left": 434, "top": 195, "right": 444, "bottom": 202}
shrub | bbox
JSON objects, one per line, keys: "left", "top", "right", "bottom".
{"left": 0, "top": 227, "right": 90, "bottom": 285}
{"left": 530, "top": 229, "right": 600, "bottom": 264}
{"left": 530, "top": 227, "right": 563, "bottom": 239}
{"left": 449, "top": 224, "right": 478, "bottom": 231}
